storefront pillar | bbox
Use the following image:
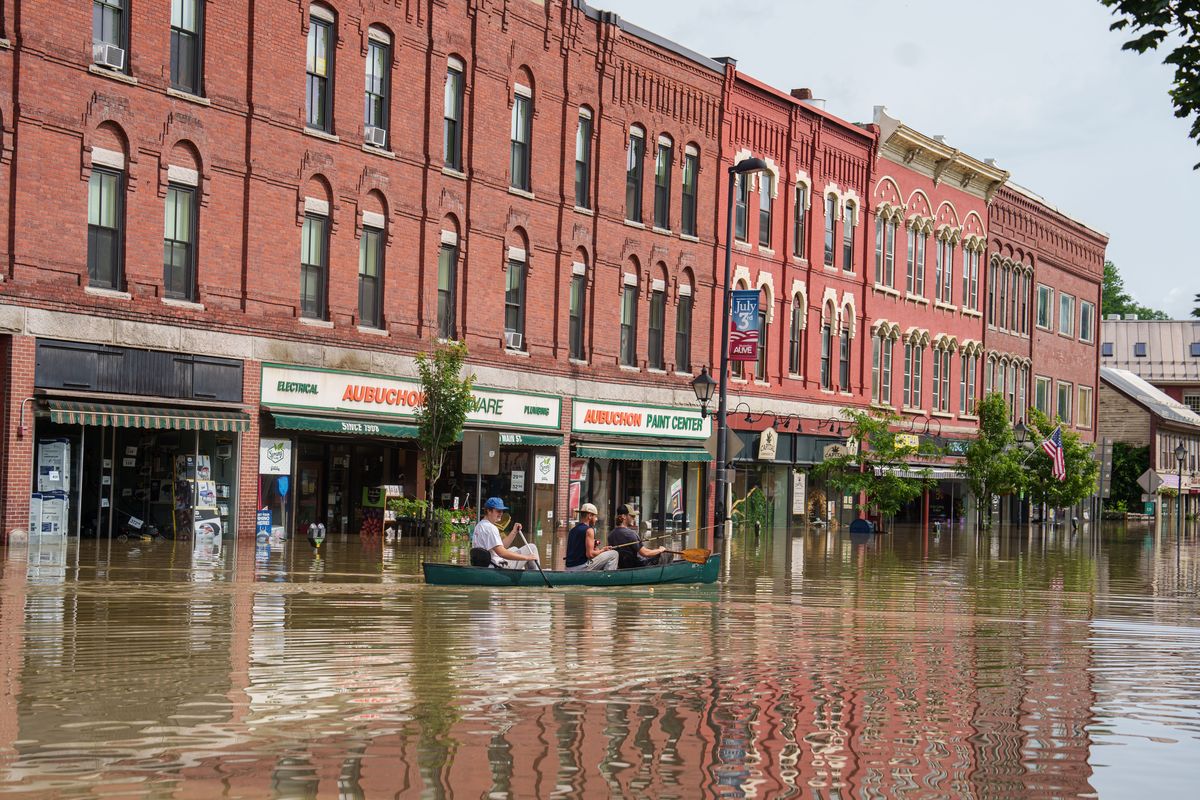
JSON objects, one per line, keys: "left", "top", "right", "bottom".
{"left": 236, "top": 361, "right": 263, "bottom": 540}
{"left": 1, "top": 335, "right": 36, "bottom": 542}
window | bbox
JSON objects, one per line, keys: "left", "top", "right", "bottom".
{"left": 162, "top": 184, "right": 195, "bottom": 301}
{"left": 306, "top": 10, "right": 334, "bottom": 132}
{"left": 681, "top": 148, "right": 699, "bottom": 237}
{"left": 443, "top": 60, "right": 464, "bottom": 170}
{"left": 823, "top": 195, "right": 836, "bottom": 266}
{"left": 504, "top": 256, "right": 527, "bottom": 348}
{"left": 437, "top": 242, "right": 458, "bottom": 339}
{"left": 906, "top": 230, "right": 927, "bottom": 296}
{"left": 904, "top": 342, "right": 923, "bottom": 409}
{"left": 1035, "top": 375, "right": 1051, "bottom": 415}
{"left": 941, "top": 241, "right": 954, "bottom": 304}
{"left": 87, "top": 168, "right": 124, "bottom": 290}
{"left": 962, "top": 250, "right": 978, "bottom": 311}
{"left": 1134, "top": 341, "right": 1147, "bottom": 357}
{"left": 1191, "top": 342, "right": 1200, "bottom": 357}
{"left": 170, "top": 0, "right": 203, "bottom": 94}
{"left": 574, "top": 110, "right": 593, "bottom": 209}
{"left": 620, "top": 279, "right": 638, "bottom": 366}
{"left": 1059, "top": 293, "right": 1075, "bottom": 336}
{"left": 1019, "top": 273, "right": 1029, "bottom": 334}
{"left": 1183, "top": 394, "right": 1200, "bottom": 414}
{"left": 987, "top": 260, "right": 997, "bottom": 325}
{"left": 1036, "top": 285, "right": 1053, "bottom": 329}
{"left": 735, "top": 174, "right": 749, "bottom": 242}
{"left": 789, "top": 300, "right": 803, "bottom": 375}
{"left": 93, "top": 0, "right": 127, "bottom": 70}
{"left": 300, "top": 214, "right": 328, "bottom": 319}
{"left": 999, "top": 268, "right": 1009, "bottom": 329}
{"left": 676, "top": 289, "right": 693, "bottom": 372}
{"left": 932, "top": 349, "right": 951, "bottom": 413}
{"left": 874, "top": 218, "right": 885, "bottom": 285}
{"left": 960, "top": 353, "right": 977, "bottom": 415}
{"left": 1009, "top": 270, "right": 1020, "bottom": 329}
{"left": 842, "top": 202, "right": 855, "bottom": 272}
{"left": 758, "top": 175, "right": 773, "bottom": 248}
{"left": 364, "top": 36, "right": 390, "bottom": 147}
{"left": 1057, "top": 381, "right": 1073, "bottom": 424}
{"left": 793, "top": 185, "right": 808, "bottom": 258}
{"left": 509, "top": 89, "right": 531, "bottom": 191}
{"left": 839, "top": 329, "right": 850, "bottom": 391}
{"left": 653, "top": 139, "right": 672, "bottom": 230}
{"left": 1007, "top": 362, "right": 1017, "bottom": 417}
{"left": 871, "top": 334, "right": 887, "bottom": 404}
{"left": 820, "top": 323, "right": 832, "bottom": 389}
{"left": 935, "top": 239, "right": 946, "bottom": 303}
{"left": 568, "top": 267, "right": 586, "bottom": 361}
{"left": 626, "top": 127, "right": 644, "bottom": 223}
{"left": 1078, "top": 386, "right": 1093, "bottom": 429}
{"left": 648, "top": 285, "right": 666, "bottom": 370}
{"left": 872, "top": 217, "right": 896, "bottom": 288}
{"left": 1101, "top": 342, "right": 1114, "bottom": 357}
{"left": 755, "top": 305, "right": 769, "bottom": 381}
{"left": 1018, "top": 365, "right": 1027, "bottom": 417}
{"left": 357, "top": 226, "right": 383, "bottom": 328}
{"left": 1079, "top": 300, "right": 1094, "bottom": 343}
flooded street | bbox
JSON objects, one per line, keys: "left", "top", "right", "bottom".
{"left": 2, "top": 522, "right": 1199, "bottom": 798}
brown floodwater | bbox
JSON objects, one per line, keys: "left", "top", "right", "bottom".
{"left": 1, "top": 520, "right": 1199, "bottom": 799}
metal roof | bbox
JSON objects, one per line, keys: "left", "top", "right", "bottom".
{"left": 1099, "top": 319, "right": 1200, "bottom": 384}
{"left": 1100, "top": 367, "right": 1200, "bottom": 429}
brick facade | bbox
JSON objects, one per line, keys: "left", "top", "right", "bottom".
{"left": 0, "top": 1, "right": 1106, "bottom": 541}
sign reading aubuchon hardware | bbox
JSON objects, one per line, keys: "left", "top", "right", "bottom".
{"left": 260, "top": 364, "right": 561, "bottom": 430}
{"left": 571, "top": 399, "right": 710, "bottom": 440}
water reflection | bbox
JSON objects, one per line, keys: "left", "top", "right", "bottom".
{"left": 0, "top": 520, "right": 1198, "bottom": 798}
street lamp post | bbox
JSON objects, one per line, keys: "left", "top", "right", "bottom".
{"left": 1175, "top": 442, "right": 1187, "bottom": 543}
{"left": 713, "top": 157, "right": 769, "bottom": 543}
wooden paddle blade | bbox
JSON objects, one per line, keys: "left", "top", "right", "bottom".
{"left": 668, "top": 548, "right": 710, "bottom": 564}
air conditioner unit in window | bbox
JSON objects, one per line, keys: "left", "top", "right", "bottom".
{"left": 504, "top": 330, "right": 523, "bottom": 351}
{"left": 364, "top": 126, "right": 388, "bottom": 149}
{"left": 92, "top": 43, "right": 126, "bottom": 71}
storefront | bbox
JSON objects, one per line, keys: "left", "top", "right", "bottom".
{"left": 30, "top": 339, "right": 248, "bottom": 540}
{"left": 258, "top": 364, "right": 562, "bottom": 537}
{"left": 729, "top": 430, "right": 849, "bottom": 531}
{"left": 569, "top": 399, "right": 710, "bottom": 539}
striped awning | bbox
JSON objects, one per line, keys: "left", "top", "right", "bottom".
{"left": 574, "top": 444, "right": 712, "bottom": 462}
{"left": 272, "top": 413, "right": 418, "bottom": 440}
{"left": 47, "top": 400, "right": 251, "bottom": 432}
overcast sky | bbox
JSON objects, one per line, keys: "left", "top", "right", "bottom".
{"left": 596, "top": 0, "right": 1198, "bottom": 318}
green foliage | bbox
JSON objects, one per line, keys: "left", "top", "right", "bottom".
{"left": 415, "top": 342, "right": 475, "bottom": 528}
{"left": 813, "top": 407, "right": 943, "bottom": 522}
{"left": 731, "top": 486, "right": 769, "bottom": 532}
{"left": 1102, "top": 0, "right": 1200, "bottom": 169}
{"left": 1101, "top": 261, "right": 1169, "bottom": 320}
{"left": 962, "top": 394, "right": 1025, "bottom": 525}
{"left": 1109, "top": 442, "right": 1150, "bottom": 509}
{"left": 1193, "top": 291, "right": 1200, "bottom": 318}
{"left": 1023, "top": 408, "right": 1100, "bottom": 508}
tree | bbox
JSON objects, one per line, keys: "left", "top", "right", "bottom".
{"left": 415, "top": 341, "right": 475, "bottom": 538}
{"left": 962, "top": 393, "right": 1025, "bottom": 528}
{"left": 1102, "top": 261, "right": 1169, "bottom": 320}
{"left": 813, "top": 407, "right": 943, "bottom": 528}
{"left": 1022, "top": 408, "right": 1100, "bottom": 514}
{"left": 1110, "top": 441, "right": 1151, "bottom": 510}
{"left": 1101, "top": 1, "right": 1200, "bottom": 169}
{"left": 1192, "top": 292, "right": 1200, "bottom": 318}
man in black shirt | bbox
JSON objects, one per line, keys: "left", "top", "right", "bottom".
{"left": 606, "top": 504, "right": 667, "bottom": 569}
{"left": 564, "top": 503, "right": 618, "bottom": 571}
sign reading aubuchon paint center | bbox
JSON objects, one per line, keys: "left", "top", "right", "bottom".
{"left": 260, "top": 364, "right": 561, "bottom": 430}
{"left": 571, "top": 399, "right": 710, "bottom": 440}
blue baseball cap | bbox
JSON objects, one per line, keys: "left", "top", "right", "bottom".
{"left": 484, "top": 497, "right": 509, "bottom": 511}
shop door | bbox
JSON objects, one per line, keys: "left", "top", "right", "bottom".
{"left": 295, "top": 460, "right": 324, "bottom": 536}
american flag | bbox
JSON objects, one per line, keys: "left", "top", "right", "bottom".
{"left": 1041, "top": 426, "right": 1067, "bottom": 482}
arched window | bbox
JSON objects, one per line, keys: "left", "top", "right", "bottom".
{"left": 681, "top": 145, "right": 700, "bottom": 237}
{"left": 842, "top": 201, "right": 856, "bottom": 272}
{"left": 820, "top": 303, "right": 835, "bottom": 389}
{"left": 299, "top": 175, "right": 331, "bottom": 319}
{"left": 653, "top": 136, "right": 673, "bottom": 230}
{"left": 569, "top": 251, "right": 588, "bottom": 360}
{"left": 789, "top": 295, "right": 804, "bottom": 376}
{"left": 504, "top": 235, "right": 528, "bottom": 350}
{"left": 620, "top": 267, "right": 639, "bottom": 366}
{"left": 510, "top": 76, "right": 532, "bottom": 191}
{"left": 626, "top": 125, "right": 645, "bottom": 223}
{"left": 793, "top": 184, "right": 808, "bottom": 258}
{"left": 437, "top": 218, "right": 460, "bottom": 339}
{"left": 960, "top": 350, "right": 978, "bottom": 415}
{"left": 358, "top": 192, "right": 387, "bottom": 329}
{"left": 735, "top": 173, "right": 750, "bottom": 242}
{"left": 758, "top": 174, "right": 773, "bottom": 248}
{"left": 575, "top": 108, "right": 593, "bottom": 209}
{"left": 754, "top": 290, "right": 769, "bottom": 381}
{"left": 88, "top": 129, "right": 128, "bottom": 291}
{"left": 676, "top": 272, "right": 694, "bottom": 372}
{"left": 306, "top": 4, "right": 335, "bottom": 132}
{"left": 904, "top": 336, "right": 925, "bottom": 409}
{"left": 444, "top": 56, "right": 465, "bottom": 170}
{"left": 872, "top": 328, "right": 895, "bottom": 406}
{"left": 823, "top": 194, "right": 837, "bottom": 266}
{"left": 648, "top": 269, "right": 667, "bottom": 369}
{"left": 364, "top": 26, "right": 391, "bottom": 149}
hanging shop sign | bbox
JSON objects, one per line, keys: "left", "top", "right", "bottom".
{"left": 792, "top": 471, "right": 807, "bottom": 516}
{"left": 758, "top": 428, "right": 779, "bottom": 461}
{"left": 571, "top": 399, "right": 710, "bottom": 440}
{"left": 259, "top": 438, "right": 293, "bottom": 475}
{"left": 895, "top": 433, "right": 919, "bottom": 451}
{"left": 534, "top": 455, "right": 556, "bottom": 484}
{"left": 261, "top": 364, "right": 561, "bottom": 430}
{"left": 729, "top": 290, "right": 760, "bottom": 362}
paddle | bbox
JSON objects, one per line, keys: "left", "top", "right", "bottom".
{"left": 664, "top": 548, "right": 711, "bottom": 564}
{"left": 515, "top": 526, "right": 553, "bottom": 589}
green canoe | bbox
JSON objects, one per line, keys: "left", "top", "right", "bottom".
{"left": 422, "top": 554, "right": 721, "bottom": 587}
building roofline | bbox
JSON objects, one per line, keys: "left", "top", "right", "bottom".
{"left": 1003, "top": 180, "right": 1109, "bottom": 240}
{"left": 872, "top": 107, "right": 1009, "bottom": 193}
{"left": 575, "top": 1, "right": 724, "bottom": 74}
{"left": 1101, "top": 367, "right": 1200, "bottom": 430}
{"left": 733, "top": 72, "right": 875, "bottom": 144}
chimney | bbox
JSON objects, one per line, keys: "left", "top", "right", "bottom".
{"left": 933, "top": 135, "right": 946, "bottom": 143}
{"left": 791, "top": 88, "right": 813, "bottom": 100}
{"left": 1106, "top": 314, "right": 1122, "bottom": 321}
{"left": 1124, "top": 313, "right": 1139, "bottom": 321}
{"left": 984, "top": 158, "right": 996, "bottom": 166}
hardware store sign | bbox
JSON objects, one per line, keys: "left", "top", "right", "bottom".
{"left": 571, "top": 399, "right": 710, "bottom": 440}
{"left": 261, "top": 364, "right": 560, "bottom": 430}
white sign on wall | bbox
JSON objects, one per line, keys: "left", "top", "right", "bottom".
{"left": 511, "top": 470, "right": 526, "bottom": 492}
{"left": 259, "top": 438, "right": 293, "bottom": 475}
{"left": 261, "top": 364, "right": 561, "bottom": 430}
{"left": 792, "top": 471, "right": 807, "bottom": 516}
{"left": 534, "top": 455, "right": 556, "bottom": 485}
{"left": 571, "top": 399, "right": 710, "bottom": 440}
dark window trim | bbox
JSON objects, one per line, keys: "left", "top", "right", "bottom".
{"left": 163, "top": 183, "right": 197, "bottom": 302}
{"left": 87, "top": 166, "right": 125, "bottom": 291}
{"left": 169, "top": 0, "right": 205, "bottom": 95}
{"left": 364, "top": 37, "right": 391, "bottom": 146}
{"left": 306, "top": 15, "right": 335, "bottom": 132}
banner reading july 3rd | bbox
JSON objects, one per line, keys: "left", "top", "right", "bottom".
{"left": 729, "top": 289, "right": 759, "bottom": 362}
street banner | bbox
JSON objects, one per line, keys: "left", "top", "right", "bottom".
{"left": 729, "top": 290, "right": 759, "bottom": 361}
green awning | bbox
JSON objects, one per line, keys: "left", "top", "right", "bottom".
{"left": 272, "top": 413, "right": 418, "bottom": 439}
{"left": 574, "top": 444, "right": 712, "bottom": 462}
{"left": 496, "top": 432, "right": 563, "bottom": 447}
{"left": 47, "top": 400, "right": 250, "bottom": 432}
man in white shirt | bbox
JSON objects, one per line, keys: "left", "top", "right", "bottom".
{"left": 471, "top": 496, "right": 540, "bottom": 569}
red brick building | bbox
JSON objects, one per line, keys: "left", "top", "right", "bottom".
{"left": 0, "top": 1, "right": 1105, "bottom": 543}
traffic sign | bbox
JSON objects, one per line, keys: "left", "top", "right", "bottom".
{"left": 1136, "top": 469, "right": 1163, "bottom": 494}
